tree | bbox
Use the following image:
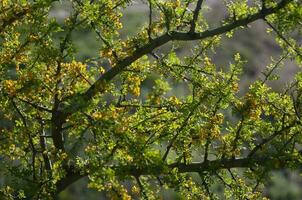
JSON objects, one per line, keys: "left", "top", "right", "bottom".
{"left": 0, "top": 0, "right": 301, "bottom": 199}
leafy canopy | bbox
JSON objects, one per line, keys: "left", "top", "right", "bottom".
{"left": 0, "top": 0, "right": 301, "bottom": 199}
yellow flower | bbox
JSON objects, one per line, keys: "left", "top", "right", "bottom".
{"left": 172, "top": 0, "right": 180, "bottom": 8}
{"left": 3, "top": 80, "right": 17, "bottom": 96}
{"left": 92, "top": 112, "right": 103, "bottom": 120}
{"left": 169, "top": 96, "right": 181, "bottom": 106}
{"left": 249, "top": 108, "right": 261, "bottom": 120}
{"left": 99, "top": 66, "right": 105, "bottom": 74}
{"left": 100, "top": 48, "right": 113, "bottom": 58}
{"left": 131, "top": 185, "right": 139, "bottom": 195}
{"left": 2, "top": 0, "right": 9, "bottom": 6}
{"left": 204, "top": 57, "right": 212, "bottom": 66}
{"left": 29, "top": 34, "right": 39, "bottom": 42}
{"left": 232, "top": 82, "right": 239, "bottom": 93}
{"left": 132, "top": 86, "right": 140, "bottom": 97}
{"left": 212, "top": 113, "right": 224, "bottom": 124}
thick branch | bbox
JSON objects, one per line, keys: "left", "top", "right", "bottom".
{"left": 61, "top": 0, "right": 291, "bottom": 116}
{"left": 50, "top": 10, "right": 80, "bottom": 152}
{"left": 56, "top": 152, "right": 296, "bottom": 194}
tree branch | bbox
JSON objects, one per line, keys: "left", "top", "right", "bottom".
{"left": 56, "top": 151, "right": 298, "bottom": 195}
{"left": 18, "top": 97, "right": 52, "bottom": 113}
{"left": 190, "top": 0, "right": 204, "bottom": 33}
{"left": 248, "top": 121, "right": 298, "bottom": 158}
{"left": 264, "top": 19, "right": 302, "bottom": 58}
{"left": 61, "top": 0, "right": 292, "bottom": 117}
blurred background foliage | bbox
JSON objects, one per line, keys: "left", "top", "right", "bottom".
{"left": 2, "top": 0, "right": 300, "bottom": 199}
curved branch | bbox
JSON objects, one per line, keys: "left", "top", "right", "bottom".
{"left": 61, "top": 0, "right": 292, "bottom": 116}
{"left": 56, "top": 151, "right": 297, "bottom": 195}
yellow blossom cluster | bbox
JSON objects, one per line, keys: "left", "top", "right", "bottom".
{"left": 108, "top": 186, "right": 131, "bottom": 200}
{"left": 100, "top": 47, "right": 113, "bottom": 58}
{"left": 126, "top": 76, "right": 142, "bottom": 97}
{"left": 198, "top": 113, "right": 224, "bottom": 143}
{"left": 232, "top": 82, "right": 239, "bottom": 93}
{"left": 3, "top": 80, "right": 17, "bottom": 96}
{"left": 61, "top": 60, "right": 87, "bottom": 74}
{"left": 1, "top": 0, "right": 9, "bottom": 7}
{"left": 131, "top": 185, "right": 140, "bottom": 195}
{"left": 243, "top": 93, "right": 261, "bottom": 121}
{"left": 29, "top": 34, "right": 39, "bottom": 42}
{"left": 169, "top": 96, "right": 181, "bottom": 107}
{"left": 0, "top": 32, "right": 21, "bottom": 64}
{"left": 92, "top": 111, "right": 103, "bottom": 120}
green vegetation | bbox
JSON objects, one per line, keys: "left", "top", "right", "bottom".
{"left": 0, "top": 0, "right": 301, "bottom": 199}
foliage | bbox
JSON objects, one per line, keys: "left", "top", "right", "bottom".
{"left": 0, "top": 0, "right": 301, "bottom": 199}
